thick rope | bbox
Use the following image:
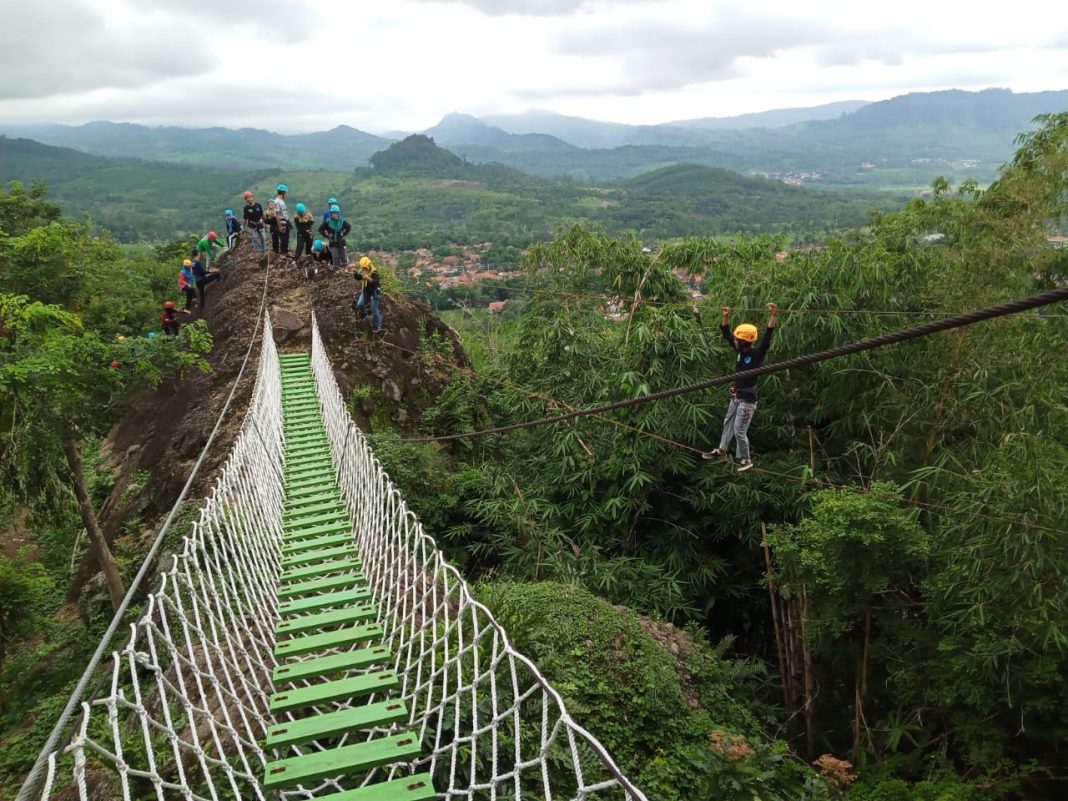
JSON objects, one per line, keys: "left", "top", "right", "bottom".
{"left": 400, "top": 285, "right": 1068, "bottom": 443}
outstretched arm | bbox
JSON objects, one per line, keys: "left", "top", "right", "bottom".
{"left": 766, "top": 302, "right": 778, "bottom": 328}
{"left": 719, "top": 306, "right": 735, "bottom": 346}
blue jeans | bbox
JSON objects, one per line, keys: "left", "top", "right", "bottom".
{"left": 357, "top": 292, "right": 381, "bottom": 329}
{"left": 249, "top": 226, "right": 267, "bottom": 254}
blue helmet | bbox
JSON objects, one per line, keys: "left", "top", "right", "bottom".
{"left": 276, "top": 183, "right": 288, "bottom": 193}
{"left": 224, "top": 208, "right": 233, "bottom": 216}
{"left": 328, "top": 197, "right": 337, "bottom": 205}
{"left": 312, "top": 239, "right": 324, "bottom": 252}
{"left": 296, "top": 203, "right": 306, "bottom": 214}
{"left": 330, "top": 204, "right": 340, "bottom": 213}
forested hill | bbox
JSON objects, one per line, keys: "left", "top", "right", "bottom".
{"left": 0, "top": 135, "right": 898, "bottom": 245}
{"left": 0, "top": 121, "right": 389, "bottom": 170}
{"left": 3, "top": 89, "right": 1064, "bottom": 187}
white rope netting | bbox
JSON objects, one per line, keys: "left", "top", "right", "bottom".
{"left": 29, "top": 312, "right": 647, "bottom": 801}
{"left": 309, "top": 315, "right": 646, "bottom": 801}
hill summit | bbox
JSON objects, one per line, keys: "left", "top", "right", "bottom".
{"left": 369, "top": 134, "right": 468, "bottom": 176}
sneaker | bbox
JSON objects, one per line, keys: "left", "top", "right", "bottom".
{"left": 701, "top": 448, "right": 728, "bottom": 461}
{"left": 373, "top": 327, "right": 384, "bottom": 334}
{"left": 736, "top": 460, "right": 754, "bottom": 473}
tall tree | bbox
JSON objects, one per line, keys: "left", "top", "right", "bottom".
{"left": 0, "top": 295, "right": 210, "bottom": 609}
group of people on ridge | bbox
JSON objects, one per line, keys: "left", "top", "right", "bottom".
{"left": 159, "top": 182, "right": 385, "bottom": 336}
{"left": 239, "top": 185, "right": 354, "bottom": 271}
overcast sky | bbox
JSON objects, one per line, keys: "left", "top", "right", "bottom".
{"left": 1, "top": 0, "right": 1065, "bottom": 133}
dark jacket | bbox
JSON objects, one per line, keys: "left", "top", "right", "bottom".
{"left": 294, "top": 212, "right": 316, "bottom": 234}
{"left": 356, "top": 268, "right": 381, "bottom": 298}
{"left": 242, "top": 202, "right": 264, "bottom": 227}
{"left": 319, "top": 218, "right": 351, "bottom": 246}
{"left": 721, "top": 324, "right": 775, "bottom": 402}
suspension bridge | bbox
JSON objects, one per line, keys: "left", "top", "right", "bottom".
{"left": 18, "top": 313, "right": 647, "bottom": 801}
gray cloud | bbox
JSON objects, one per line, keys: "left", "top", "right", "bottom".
{"left": 557, "top": 10, "right": 829, "bottom": 93}
{"left": 137, "top": 0, "right": 319, "bottom": 42}
{"left": 0, "top": 1, "right": 216, "bottom": 100}
{"left": 551, "top": 9, "right": 1031, "bottom": 95}
{"left": 408, "top": 0, "right": 657, "bottom": 16}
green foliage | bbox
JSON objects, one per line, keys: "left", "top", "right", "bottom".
{"left": 768, "top": 484, "right": 929, "bottom": 636}
{"left": 0, "top": 551, "right": 55, "bottom": 670}
{"left": 478, "top": 581, "right": 820, "bottom": 801}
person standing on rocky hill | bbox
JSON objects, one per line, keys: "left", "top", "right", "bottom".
{"left": 179, "top": 259, "right": 197, "bottom": 311}
{"left": 354, "top": 255, "right": 383, "bottom": 333}
{"left": 322, "top": 197, "right": 338, "bottom": 224}
{"left": 274, "top": 183, "right": 290, "bottom": 255}
{"left": 224, "top": 209, "right": 242, "bottom": 250}
{"left": 242, "top": 191, "right": 267, "bottom": 255}
{"left": 292, "top": 202, "right": 316, "bottom": 259}
{"left": 265, "top": 201, "right": 280, "bottom": 254}
{"left": 318, "top": 204, "right": 351, "bottom": 270}
{"left": 191, "top": 255, "right": 222, "bottom": 310}
{"left": 195, "top": 231, "right": 225, "bottom": 272}
{"left": 160, "top": 301, "right": 183, "bottom": 336}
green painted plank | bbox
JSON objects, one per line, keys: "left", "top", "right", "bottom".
{"left": 285, "top": 463, "right": 334, "bottom": 479}
{"left": 279, "top": 558, "right": 363, "bottom": 585}
{"left": 281, "top": 532, "right": 352, "bottom": 556}
{"left": 283, "top": 521, "right": 351, "bottom": 544}
{"left": 284, "top": 500, "right": 347, "bottom": 520}
{"left": 286, "top": 483, "right": 338, "bottom": 500}
{"left": 269, "top": 669, "right": 397, "bottom": 713}
{"left": 285, "top": 490, "right": 341, "bottom": 508}
{"left": 273, "top": 644, "right": 389, "bottom": 685}
{"left": 284, "top": 510, "right": 349, "bottom": 532}
{"left": 278, "top": 587, "right": 372, "bottom": 616}
{"left": 264, "top": 700, "right": 408, "bottom": 750}
{"left": 280, "top": 544, "right": 358, "bottom": 568}
{"left": 273, "top": 622, "right": 382, "bottom": 658}
{"left": 263, "top": 733, "right": 421, "bottom": 790}
{"left": 277, "top": 571, "right": 366, "bottom": 600}
{"left": 314, "top": 774, "right": 435, "bottom": 801}
{"left": 286, "top": 472, "right": 336, "bottom": 489}
{"left": 275, "top": 604, "right": 376, "bottom": 639}
{"left": 286, "top": 439, "right": 329, "bottom": 452}
{"left": 285, "top": 459, "right": 334, "bottom": 474}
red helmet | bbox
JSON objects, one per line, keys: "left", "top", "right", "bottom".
{"left": 110, "top": 361, "right": 121, "bottom": 369}
{"left": 164, "top": 301, "right": 175, "bottom": 309}
{"left": 207, "top": 231, "right": 218, "bottom": 241}
{"left": 243, "top": 191, "right": 253, "bottom": 199}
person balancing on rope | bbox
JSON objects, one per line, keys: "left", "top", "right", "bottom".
{"left": 702, "top": 302, "right": 779, "bottom": 472}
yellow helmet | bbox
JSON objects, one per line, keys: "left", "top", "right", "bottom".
{"left": 733, "top": 324, "right": 758, "bottom": 343}
{"left": 117, "top": 335, "right": 126, "bottom": 342}
{"left": 183, "top": 259, "right": 192, "bottom": 266}
{"left": 359, "top": 256, "right": 372, "bottom": 269}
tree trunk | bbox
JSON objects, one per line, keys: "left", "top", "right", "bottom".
{"left": 761, "top": 523, "right": 793, "bottom": 715}
{"left": 799, "top": 589, "right": 817, "bottom": 757}
{"left": 852, "top": 606, "right": 873, "bottom": 761}
{"left": 64, "top": 439, "right": 125, "bottom": 610}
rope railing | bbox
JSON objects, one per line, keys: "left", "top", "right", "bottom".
{"left": 310, "top": 314, "right": 649, "bottom": 800}
{"left": 33, "top": 312, "right": 284, "bottom": 801}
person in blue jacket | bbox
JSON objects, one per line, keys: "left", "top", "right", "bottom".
{"left": 224, "top": 209, "right": 242, "bottom": 249}
{"left": 322, "top": 197, "right": 339, "bottom": 224}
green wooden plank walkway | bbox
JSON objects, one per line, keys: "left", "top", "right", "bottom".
{"left": 264, "top": 352, "right": 430, "bottom": 799}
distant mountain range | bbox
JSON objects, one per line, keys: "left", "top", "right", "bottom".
{"left": 2, "top": 89, "right": 1065, "bottom": 187}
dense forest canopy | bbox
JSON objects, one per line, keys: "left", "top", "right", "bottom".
{"left": 0, "top": 111, "right": 1065, "bottom": 800}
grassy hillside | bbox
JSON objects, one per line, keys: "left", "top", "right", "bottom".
{"left": 1, "top": 135, "right": 899, "bottom": 245}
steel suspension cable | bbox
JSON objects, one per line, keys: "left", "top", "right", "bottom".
{"left": 400, "top": 285, "right": 1068, "bottom": 444}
